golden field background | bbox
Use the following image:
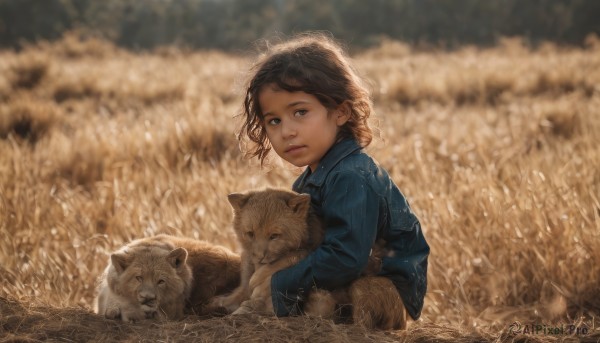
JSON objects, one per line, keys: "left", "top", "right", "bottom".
{"left": 1, "top": 33, "right": 599, "bottom": 342}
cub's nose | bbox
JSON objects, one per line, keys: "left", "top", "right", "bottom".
{"left": 254, "top": 251, "right": 268, "bottom": 265}
{"left": 139, "top": 292, "right": 157, "bottom": 306}
{"left": 259, "top": 255, "right": 270, "bottom": 264}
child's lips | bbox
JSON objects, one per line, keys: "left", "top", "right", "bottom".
{"left": 285, "top": 145, "right": 306, "bottom": 154}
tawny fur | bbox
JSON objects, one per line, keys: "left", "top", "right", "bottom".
{"left": 94, "top": 244, "right": 192, "bottom": 322}
{"left": 209, "top": 188, "right": 322, "bottom": 314}
{"left": 95, "top": 234, "right": 241, "bottom": 321}
{"left": 349, "top": 276, "right": 407, "bottom": 330}
{"left": 210, "top": 188, "right": 407, "bottom": 330}
{"left": 144, "top": 235, "right": 241, "bottom": 315}
{"left": 301, "top": 237, "right": 407, "bottom": 330}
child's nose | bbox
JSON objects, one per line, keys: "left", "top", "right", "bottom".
{"left": 281, "top": 120, "right": 297, "bottom": 138}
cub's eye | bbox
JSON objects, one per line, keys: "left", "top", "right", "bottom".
{"left": 136, "top": 276, "right": 143, "bottom": 282}
{"left": 157, "top": 279, "right": 166, "bottom": 285}
{"left": 269, "top": 233, "right": 281, "bottom": 240}
{"left": 245, "top": 231, "right": 254, "bottom": 239}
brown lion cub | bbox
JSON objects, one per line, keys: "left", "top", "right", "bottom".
{"left": 210, "top": 188, "right": 407, "bottom": 330}
{"left": 95, "top": 234, "right": 240, "bottom": 322}
{"left": 209, "top": 188, "right": 323, "bottom": 314}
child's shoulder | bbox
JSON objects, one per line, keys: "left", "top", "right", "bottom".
{"left": 335, "top": 149, "right": 379, "bottom": 172}
{"left": 327, "top": 150, "right": 390, "bottom": 186}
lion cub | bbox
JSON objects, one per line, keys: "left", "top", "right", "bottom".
{"left": 209, "top": 188, "right": 323, "bottom": 314}
{"left": 95, "top": 234, "right": 240, "bottom": 322}
{"left": 211, "top": 188, "right": 407, "bottom": 330}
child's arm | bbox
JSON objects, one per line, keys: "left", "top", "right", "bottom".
{"left": 271, "top": 171, "right": 379, "bottom": 316}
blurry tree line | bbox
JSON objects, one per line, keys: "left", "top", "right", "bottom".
{"left": 1, "top": 0, "right": 599, "bottom": 51}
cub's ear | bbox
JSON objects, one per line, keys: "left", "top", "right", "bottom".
{"left": 228, "top": 193, "right": 250, "bottom": 211}
{"left": 167, "top": 247, "right": 188, "bottom": 269}
{"left": 287, "top": 193, "right": 311, "bottom": 216}
{"left": 111, "top": 252, "right": 131, "bottom": 274}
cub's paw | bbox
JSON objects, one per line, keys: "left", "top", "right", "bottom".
{"left": 120, "top": 309, "right": 147, "bottom": 323}
{"left": 208, "top": 295, "right": 240, "bottom": 313}
{"left": 304, "top": 289, "right": 336, "bottom": 319}
{"left": 231, "top": 300, "right": 254, "bottom": 315}
{"left": 207, "top": 295, "right": 226, "bottom": 308}
{"left": 104, "top": 306, "right": 121, "bottom": 320}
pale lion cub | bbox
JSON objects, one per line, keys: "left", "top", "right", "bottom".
{"left": 95, "top": 234, "right": 240, "bottom": 322}
{"left": 94, "top": 242, "right": 191, "bottom": 322}
{"left": 211, "top": 188, "right": 407, "bottom": 330}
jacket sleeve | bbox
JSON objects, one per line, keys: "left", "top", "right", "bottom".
{"left": 271, "top": 171, "right": 379, "bottom": 316}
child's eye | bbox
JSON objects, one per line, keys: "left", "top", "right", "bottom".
{"left": 293, "top": 109, "right": 307, "bottom": 117}
{"left": 245, "top": 231, "right": 255, "bottom": 239}
{"left": 266, "top": 118, "right": 280, "bottom": 126}
{"left": 136, "top": 276, "right": 143, "bottom": 282}
{"left": 157, "top": 279, "right": 165, "bottom": 285}
{"left": 269, "top": 233, "right": 281, "bottom": 241}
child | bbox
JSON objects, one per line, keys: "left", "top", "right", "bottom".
{"left": 237, "top": 34, "right": 430, "bottom": 322}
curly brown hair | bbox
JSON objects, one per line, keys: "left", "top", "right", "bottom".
{"left": 238, "top": 33, "right": 374, "bottom": 165}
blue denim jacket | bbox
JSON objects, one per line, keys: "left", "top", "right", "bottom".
{"left": 271, "top": 138, "right": 430, "bottom": 320}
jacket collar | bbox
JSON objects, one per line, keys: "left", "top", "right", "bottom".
{"left": 297, "top": 138, "right": 362, "bottom": 187}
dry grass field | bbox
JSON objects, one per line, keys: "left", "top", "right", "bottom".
{"left": 1, "top": 33, "right": 599, "bottom": 342}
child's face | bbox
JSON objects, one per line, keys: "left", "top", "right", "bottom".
{"left": 259, "top": 84, "right": 349, "bottom": 172}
